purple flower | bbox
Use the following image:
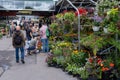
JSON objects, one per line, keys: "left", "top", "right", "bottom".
{"left": 92, "top": 15, "right": 102, "bottom": 22}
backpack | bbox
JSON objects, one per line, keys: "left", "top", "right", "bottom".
{"left": 46, "top": 28, "right": 50, "bottom": 37}
{"left": 14, "top": 31, "right": 23, "bottom": 45}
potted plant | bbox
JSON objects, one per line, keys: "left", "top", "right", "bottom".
{"left": 92, "top": 15, "right": 102, "bottom": 32}
{"left": 93, "top": 21, "right": 100, "bottom": 31}
{"left": 102, "top": 18, "right": 110, "bottom": 33}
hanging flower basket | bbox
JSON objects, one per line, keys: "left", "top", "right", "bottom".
{"left": 92, "top": 26, "right": 100, "bottom": 31}
{"left": 103, "top": 27, "right": 108, "bottom": 33}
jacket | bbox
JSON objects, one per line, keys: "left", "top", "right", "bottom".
{"left": 12, "top": 30, "right": 25, "bottom": 48}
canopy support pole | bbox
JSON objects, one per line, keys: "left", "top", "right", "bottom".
{"left": 66, "top": 0, "right": 81, "bottom": 51}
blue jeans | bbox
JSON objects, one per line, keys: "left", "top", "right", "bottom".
{"left": 41, "top": 38, "right": 49, "bottom": 53}
{"left": 27, "top": 46, "right": 36, "bottom": 53}
{"left": 27, "top": 36, "right": 31, "bottom": 41}
{"left": 9, "top": 29, "right": 13, "bottom": 37}
{"left": 15, "top": 47, "right": 24, "bottom": 61}
{"left": 27, "top": 46, "right": 36, "bottom": 51}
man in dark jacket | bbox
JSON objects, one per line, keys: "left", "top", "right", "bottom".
{"left": 12, "top": 26, "right": 25, "bottom": 64}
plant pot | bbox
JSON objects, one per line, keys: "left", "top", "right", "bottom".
{"left": 103, "top": 27, "right": 108, "bottom": 33}
{"left": 47, "top": 63, "right": 53, "bottom": 67}
{"left": 88, "top": 75, "right": 98, "bottom": 80}
{"left": 68, "top": 71, "right": 73, "bottom": 75}
{"left": 77, "top": 77, "right": 83, "bottom": 80}
{"left": 92, "top": 26, "right": 100, "bottom": 31}
{"left": 62, "top": 68, "right": 67, "bottom": 72}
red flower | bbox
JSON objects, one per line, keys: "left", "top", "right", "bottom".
{"left": 97, "top": 58, "right": 102, "bottom": 64}
{"left": 89, "top": 58, "right": 93, "bottom": 63}
{"left": 63, "top": 10, "right": 67, "bottom": 14}
{"left": 75, "top": 7, "right": 87, "bottom": 16}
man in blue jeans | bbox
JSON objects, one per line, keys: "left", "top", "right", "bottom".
{"left": 12, "top": 26, "right": 25, "bottom": 64}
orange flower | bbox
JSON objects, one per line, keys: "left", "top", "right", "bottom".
{"left": 110, "top": 63, "right": 114, "bottom": 67}
{"left": 102, "top": 67, "right": 106, "bottom": 71}
{"left": 102, "top": 67, "right": 109, "bottom": 71}
{"left": 105, "top": 67, "right": 109, "bottom": 71}
{"left": 100, "top": 63, "right": 104, "bottom": 67}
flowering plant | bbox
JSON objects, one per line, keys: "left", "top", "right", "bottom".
{"left": 71, "top": 51, "right": 88, "bottom": 67}
{"left": 75, "top": 7, "right": 87, "bottom": 16}
{"left": 85, "top": 56, "right": 103, "bottom": 79}
{"left": 92, "top": 15, "right": 102, "bottom": 26}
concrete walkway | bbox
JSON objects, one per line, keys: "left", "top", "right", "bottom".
{"left": 0, "top": 37, "right": 76, "bottom": 80}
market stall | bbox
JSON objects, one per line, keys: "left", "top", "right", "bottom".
{"left": 46, "top": 0, "right": 120, "bottom": 80}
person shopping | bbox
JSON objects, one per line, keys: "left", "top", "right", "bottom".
{"left": 40, "top": 22, "right": 49, "bottom": 53}
{"left": 12, "top": 26, "right": 25, "bottom": 64}
{"left": 26, "top": 36, "right": 40, "bottom": 55}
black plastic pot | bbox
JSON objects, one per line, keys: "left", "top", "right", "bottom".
{"left": 62, "top": 67, "right": 67, "bottom": 72}
{"left": 73, "top": 74, "right": 80, "bottom": 77}
{"left": 101, "top": 68, "right": 116, "bottom": 80}
{"left": 87, "top": 75, "right": 97, "bottom": 80}
{"left": 47, "top": 63, "right": 54, "bottom": 67}
{"left": 55, "top": 64, "right": 62, "bottom": 68}
{"left": 68, "top": 71, "right": 73, "bottom": 75}
{"left": 77, "top": 77, "right": 83, "bottom": 80}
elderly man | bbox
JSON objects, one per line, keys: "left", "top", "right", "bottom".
{"left": 12, "top": 26, "right": 25, "bottom": 64}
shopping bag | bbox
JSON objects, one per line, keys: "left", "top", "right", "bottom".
{"left": 37, "top": 40, "right": 42, "bottom": 50}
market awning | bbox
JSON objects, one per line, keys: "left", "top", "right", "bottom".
{"left": 0, "top": 0, "right": 55, "bottom": 11}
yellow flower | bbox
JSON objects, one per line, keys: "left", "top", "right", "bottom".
{"left": 73, "top": 50, "right": 78, "bottom": 54}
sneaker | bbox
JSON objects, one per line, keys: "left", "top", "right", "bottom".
{"left": 21, "top": 60, "right": 25, "bottom": 64}
{"left": 28, "top": 51, "right": 32, "bottom": 55}
{"left": 16, "top": 60, "right": 19, "bottom": 63}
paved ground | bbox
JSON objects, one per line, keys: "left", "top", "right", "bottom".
{"left": 0, "top": 37, "right": 77, "bottom": 80}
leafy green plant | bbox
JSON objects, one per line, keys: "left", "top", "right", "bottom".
{"left": 94, "top": 21, "right": 100, "bottom": 26}
{"left": 56, "top": 56, "right": 64, "bottom": 65}
{"left": 102, "top": 18, "right": 110, "bottom": 28}
{"left": 78, "top": 67, "right": 89, "bottom": 79}
{"left": 81, "top": 34, "right": 108, "bottom": 56}
{"left": 56, "top": 13, "right": 64, "bottom": 19}
{"left": 103, "top": 57, "right": 113, "bottom": 68}
{"left": 65, "top": 63, "right": 75, "bottom": 73}
{"left": 108, "top": 38, "right": 120, "bottom": 51}
{"left": 70, "top": 52, "right": 88, "bottom": 67}
{"left": 97, "top": 0, "right": 118, "bottom": 13}
{"left": 53, "top": 48, "right": 63, "bottom": 56}
{"left": 64, "top": 12, "right": 75, "bottom": 22}
{"left": 0, "top": 23, "right": 6, "bottom": 28}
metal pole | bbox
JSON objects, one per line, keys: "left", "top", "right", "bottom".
{"left": 89, "top": 0, "right": 97, "bottom": 5}
{"left": 58, "top": 0, "right": 64, "bottom": 13}
{"left": 66, "top": 0, "right": 80, "bottom": 51}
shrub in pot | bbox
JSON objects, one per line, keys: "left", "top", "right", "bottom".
{"left": 70, "top": 51, "right": 88, "bottom": 67}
